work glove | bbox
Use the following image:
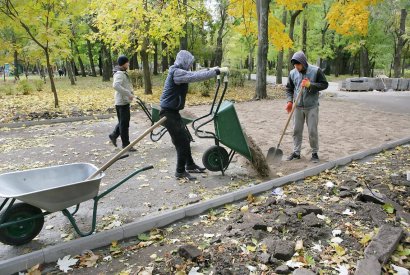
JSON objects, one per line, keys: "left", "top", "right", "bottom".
{"left": 301, "top": 78, "right": 310, "bottom": 88}
{"left": 285, "top": 101, "right": 293, "bottom": 113}
{"left": 219, "top": 67, "right": 229, "bottom": 73}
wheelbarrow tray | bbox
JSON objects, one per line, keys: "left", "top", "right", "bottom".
{"left": 0, "top": 163, "right": 104, "bottom": 212}
{"left": 213, "top": 101, "right": 252, "bottom": 160}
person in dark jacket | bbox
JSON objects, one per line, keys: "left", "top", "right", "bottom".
{"left": 160, "top": 50, "right": 228, "bottom": 180}
{"left": 109, "top": 55, "right": 136, "bottom": 152}
{"left": 285, "top": 51, "right": 328, "bottom": 163}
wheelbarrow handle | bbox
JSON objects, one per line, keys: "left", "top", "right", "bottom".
{"left": 88, "top": 117, "right": 166, "bottom": 180}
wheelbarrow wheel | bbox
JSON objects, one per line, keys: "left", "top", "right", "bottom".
{"left": 202, "top": 145, "right": 229, "bottom": 172}
{"left": 0, "top": 203, "right": 44, "bottom": 246}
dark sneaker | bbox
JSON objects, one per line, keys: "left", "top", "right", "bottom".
{"left": 286, "top": 152, "right": 301, "bottom": 161}
{"left": 311, "top": 153, "right": 319, "bottom": 163}
{"left": 109, "top": 134, "right": 117, "bottom": 147}
{"left": 186, "top": 164, "right": 206, "bottom": 173}
{"left": 123, "top": 146, "right": 137, "bottom": 152}
{"left": 175, "top": 171, "right": 197, "bottom": 181}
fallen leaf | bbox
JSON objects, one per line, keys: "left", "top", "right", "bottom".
{"left": 56, "top": 255, "right": 78, "bottom": 273}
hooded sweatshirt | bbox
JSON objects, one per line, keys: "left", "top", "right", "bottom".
{"left": 160, "top": 50, "right": 218, "bottom": 111}
{"left": 286, "top": 51, "right": 328, "bottom": 109}
{"left": 113, "top": 65, "right": 134, "bottom": 105}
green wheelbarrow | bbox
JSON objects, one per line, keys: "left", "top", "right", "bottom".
{"left": 0, "top": 119, "right": 166, "bottom": 246}
{"left": 135, "top": 97, "right": 195, "bottom": 142}
{"left": 192, "top": 74, "right": 252, "bottom": 175}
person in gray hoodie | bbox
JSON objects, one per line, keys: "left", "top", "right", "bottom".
{"left": 286, "top": 51, "right": 328, "bottom": 162}
{"left": 160, "top": 50, "right": 228, "bottom": 180}
{"left": 109, "top": 55, "right": 136, "bottom": 152}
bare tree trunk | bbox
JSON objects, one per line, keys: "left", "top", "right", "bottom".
{"left": 402, "top": 44, "right": 408, "bottom": 77}
{"left": 66, "top": 59, "right": 76, "bottom": 85}
{"left": 87, "top": 40, "right": 97, "bottom": 77}
{"left": 360, "top": 45, "right": 370, "bottom": 77}
{"left": 276, "top": 8, "right": 287, "bottom": 84}
{"left": 140, "top": 42, "right": 152, "bottom": 94}
{"left": 287, "top": 7, "right": 304, "bottom": 71}
{"left": 98, "top": 49, "right": 103, "bottom": 76}
{"left": 180, "top": 0, "right": 188, "bottom": 50}
{"left": 302, "top": 15, "right": 308, "bottom": 54}
{"left": 394, "top": 9, "right": 407, "bottom": 78}
{"left": 161, "top": 42, "right": 168, "bottom": 72}
{"left": 255, "top": 0, "right": 269, "bottom": 99}
{"left": 13, "top": 49, "right": 19, "bottom": 80}
{"left": 153, "top": 42, "right": 158, "bottom": 75}
{"left": 101, "top": 44, "right": 111, "bottom": 82}
{"left": 75, "top": 45, "right": 86, "bottom": 77}
{"left": 45, "top": 49, "right": 58, "bottom": 107}
{"left": 214, "top": 2, "right": 228, "bottom": 66}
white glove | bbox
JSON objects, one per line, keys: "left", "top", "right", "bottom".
{"left": 219, "top": 67, "right": 229, "bottom": 73}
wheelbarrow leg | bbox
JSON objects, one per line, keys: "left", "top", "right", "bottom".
{"left": 185, "top": 125, "right": 194, "bottom": 142}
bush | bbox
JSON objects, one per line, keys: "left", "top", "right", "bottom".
{"left": 34, "top": 80, "right": 44, "bottom": 91}
{"left": 128, "top": 70, "right": 144, "bottom": 88}
{"left": 229, "top": 69, "right": 247, "bottom": 87}
{"left": 17, "top": 80, "right": 33, "bottom": 95}
{"left": 189, "top": 78, "right": 216, "bottom": 97}
{"left": 0, "top": 84, "right": 15, "bottom": 95}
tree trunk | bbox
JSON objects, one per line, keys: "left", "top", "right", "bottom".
{"left": 98, "top": 49, "right": 103, "bottom": 76}
{"left": 13, "top": 50, "right": 19, "bottom": 80}
{"left": 161, "top": 42, "right": 169, "bottom": 72}
{"left": 302, "top": 15, "right": 308, "bottom": 55}
{"left": 360, "top": 45, "right": 370, "bottom": 77}
{"left": 255, "top": 0, "right": 269, "bottom": 99}
{"left": 393, "top": 9, "right": 407, "bottom": 78}
{"left": 248, "top": 47, "right": 254, "bottom": 80}
{"left": 76, "top": 45, "right": 87, "bottom": 77}
{"left": 140, "top": 48, "right": 152, "bottom": 94}
{"left": 402, "top": 44, "right": 408, "bottom": 77}
{"left": 71, "top": 59, "right": 79, "bottom": 77}
{"left": 66, "top": 59, "right": 76, "bottom": 85}
{"left": 287, "top": 8, "right": 304, "bottom": 71}
{"left": 107, "top": 48, "right": 113, "bottom": 74}
{"left": 214, "top": 3, "right": 227, "bottom": 67}
{"left": 276, "top": 8, "right": 287, "bottom": 84}
{"left": 180, "top": 0, "right": 188, "bottom": 50}
{"left": 45, "top": 49, "right": 58, "bottom": 107}
{"left": 87, "top": 40, "right": 97, "bottom": 77}
{"left": 101, "top": 44, "right": 111, "bottom": 82}
{"left": 153, "top": 42, "right": 158, "bottom": 75}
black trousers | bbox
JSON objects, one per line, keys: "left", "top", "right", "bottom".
{"left": 112, "top": 104, "right": 131, "bottom": 147}
{"left": 160, "top": 109, "right": 194, "bottom": 173}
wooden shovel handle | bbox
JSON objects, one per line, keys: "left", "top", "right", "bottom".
{"left": 88, "top": 116, "right": 167, "bottom": 180}
{"left": 276, "top": 87, "right": 304, "bottom": 147}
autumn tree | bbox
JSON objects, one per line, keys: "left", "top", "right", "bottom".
{"left": 91, "top": 0, "right": 185, "bottom": 94}
{"left": 0, "top": 0, "right": 85, "bottom": 107}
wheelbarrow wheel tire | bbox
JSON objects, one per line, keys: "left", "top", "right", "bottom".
{"left": 202, "top": 146, "right": 229, "bottom": 172}
{"left": 0, "top": 203, "right": 44, "bottom": 246}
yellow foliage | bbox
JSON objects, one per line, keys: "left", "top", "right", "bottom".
{"left": 268, "top": 15, "right": 293, "bottom": 51}
{"left": 327, "top": 0, "right": 380, "bottom": 36}
{"left": 228, "top": 0, "right": 292, "bottom": 51}
{"left": 276, "top": 0, "right": 321, "bottom": 11}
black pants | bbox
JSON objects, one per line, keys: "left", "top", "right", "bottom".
{"left": 160, "top": 109, "right": 194, "bottom": 173}
{"left": 111, "top": 104, "right": 131, "bottom": 147}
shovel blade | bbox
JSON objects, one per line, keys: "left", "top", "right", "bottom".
{"left": 266, "top": 147, "right": 283, "bottom": 163}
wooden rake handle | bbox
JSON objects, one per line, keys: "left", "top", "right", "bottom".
{"left": 276, "top": 87, "right": 304, "bottom": 147}
{"left": 88, "top": 116, "right": 167, "bottom": 180}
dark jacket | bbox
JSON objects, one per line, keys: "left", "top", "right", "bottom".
{"left": 160, "top": 50, "right": 218, "bottom": 111}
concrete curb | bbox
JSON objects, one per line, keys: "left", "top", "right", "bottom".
{"left": 1, "top": 136, "right": 410, "bottom": 274}
{"left": 0, "top": 114, "right": 116, "bottom": 129}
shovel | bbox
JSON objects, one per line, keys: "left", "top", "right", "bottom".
{"left": 267, "top": 87, "right": 304, "bottom": 163}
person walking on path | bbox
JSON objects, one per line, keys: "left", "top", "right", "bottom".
{"left": 160, "top": 50, "right": 228, "bottom": 180}
{"left": 109, "top": 55, "right": 136, "bottom": 152}
{"left": 285, "top": 51, "right": 328, "bottom": 162}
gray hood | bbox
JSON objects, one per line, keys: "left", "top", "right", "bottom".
{"left": 291, "top": 51, "right": 308, "bottom": 70}
{"left": 174, "top": 50, "right": 195, "bottom": 70}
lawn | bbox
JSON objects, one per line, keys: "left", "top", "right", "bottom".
{"left": 0, "top": 74, "right": 285, "bottom": 123}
